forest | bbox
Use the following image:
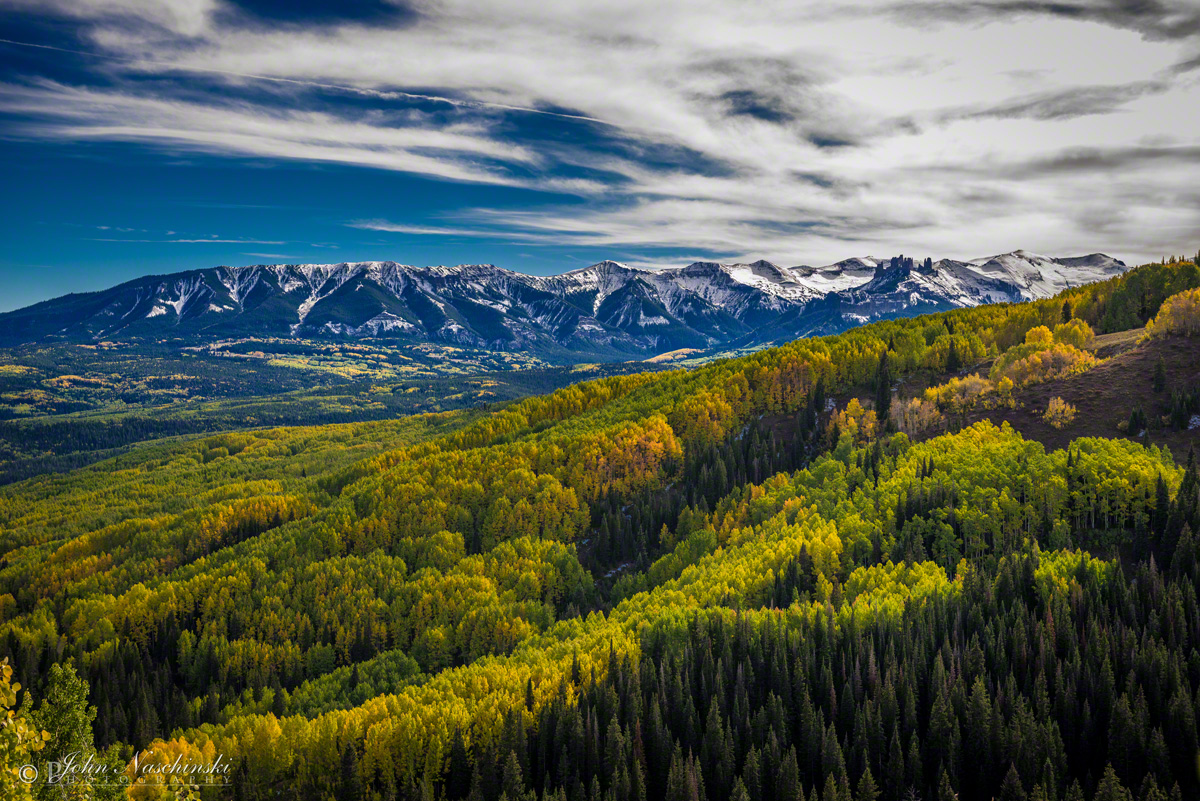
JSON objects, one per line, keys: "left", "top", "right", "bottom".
{"left": 0, "top": 341, "right": 658, "bottom": 485}
{"left": 1, "top": 255, "right": 1199, "bottom": 801}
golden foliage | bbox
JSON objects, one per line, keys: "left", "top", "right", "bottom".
{"left": 1025, "top": 325, "right": 1053, "bottom": 347}
{"left": 995, "top": 344, "right": 1099, "bottom": 387}
{"left": 923, "top": 373, "right": 993, "bottom": 413}
{"left": 1043, "top": 397, "right": 1077, "bottom": 429}
{"left": 1052, "top": 319, "right": 1094, "bottom": 348}
{"left": 1145, "top": 286, "right": 1200, "bottom": 338}
{"left": 0, "top": 660, "right": 48, "bottom": 801}
{"left": 891, "top": 397, "right": 946, "bottom": 438}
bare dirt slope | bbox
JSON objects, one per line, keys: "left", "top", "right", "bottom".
{"left": 964, "top": 333, "right": 1200, "bottom": 454}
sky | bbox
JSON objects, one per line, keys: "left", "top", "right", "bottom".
{"left": 1, "top": 1, "right": 1198, "bottom": 312}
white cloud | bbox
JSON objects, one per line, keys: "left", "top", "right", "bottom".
{"left": 348, "top": 220, "right": 507, "bottom": 238}
{"left": 0, "top": 79, "right": 541, "bottom": 186}
{"left": 1, "top": 0, "right": 217, "bottom": 37}
{"left": 2, "top": 0, "right": 1199, "bottom": 265}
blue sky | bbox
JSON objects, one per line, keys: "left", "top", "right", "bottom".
{"left": 2, "top": 0, "right": 1199, "bottom": 312}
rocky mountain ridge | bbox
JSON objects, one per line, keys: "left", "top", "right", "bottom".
{"left": 0, "top": 251, "right": 1128, "bottom": 359}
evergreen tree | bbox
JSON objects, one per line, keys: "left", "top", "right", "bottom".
{"left": 270, "top": 674, "right": 285, "bottom": 718}
{"left": 502, "top": 751, "right": 527, "bottom": 801}
{"left": 856, "top": 766, "right": 879, "bottom": 801}
{"left": 1095, "top": 764, "right": 1134, "bottom": 801}
{"left": 999, "top": 764, "right": 1027, "bottom": 801}
{"left": 743, "top": 745, "right": 762, "bottom": 801}
{"left": 875, "top": 351, "right": 892, "bottom": 426}
{"left": 937, "top": 771, "right": 957, "bottom": 801}
{"left": 340, "top": 743, "right": 364, "bottom": 801}
{"left": 946, "top": 339, "right": 962, "bottom": 373}
{"left": 778, "top": 747, "right": 802, "bottom": 801}
{"left": 447, "top": 729, "right": 472, "bottom": 800}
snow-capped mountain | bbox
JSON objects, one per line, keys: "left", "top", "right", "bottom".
{"left": 968, "top": 250, "right": 1127, "bottom": 299}
{"left": 0, "top": 251, "right": 1128, "bottom": 359}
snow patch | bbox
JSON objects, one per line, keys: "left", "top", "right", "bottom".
{"left": 638, "top": 312, "right": 669, "bottom": 326}
{"left": 218, "top": 267, "right": 260, "bottom": 305}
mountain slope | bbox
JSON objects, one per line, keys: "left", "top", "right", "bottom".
{"left": 743, "top": 252, "right": 1127, "bottom": 344}
{"left": 0, "top": 251, "right": 1128, "bottom": 358}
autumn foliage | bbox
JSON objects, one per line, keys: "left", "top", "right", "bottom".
{"left": 1145, "top": 286, "right": 1200, "bottom": 339}
{"left": 0, "top": 256, "right": 1198, "bottom": 801}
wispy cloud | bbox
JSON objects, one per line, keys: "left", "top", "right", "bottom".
{"left": 2, "top": 0, "right": 1199, "bottom": 265}
{"left": 946, "top": 80, "right": 1171, "bottom": 122}
{"left": 347, "top": 220, "right": 512, "bottom": 238}
{"left": 882, "top": 0, "right": 1200, "bottom": 42}
{"left": 87, "top": 237, "right": 288, "bottom": 244}
{"left": 0, "top": 79, "right": 542, "bottom": 188}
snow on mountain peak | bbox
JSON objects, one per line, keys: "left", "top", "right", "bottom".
{"left": 967, "top": 251, "right": 1127, "bottom": 299}
{"left": 0, "top": 249, "right": 1131, "bottom": 357}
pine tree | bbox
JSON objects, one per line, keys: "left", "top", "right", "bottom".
{"left": 666, "top": 747, "right": 688, "bottom": 801}
{"left": 502, "top": 751, "right": 526, "bottom": 801}
{"left": 906, "top": 733, "right": 923, "bottom": 790}
{"left": 1139, "top": 775, "right": 1167, "bottom": 801}
{"left": 632, "top": 758, "right": 648, "bottom": 801}
{"left": 886, "top": 732, "right": 905, "bottom": 795}
{"left": 340, "top": 743, "right": 364, "bottom": 801}
{"left": 875, "top": 351, "right": 892, "bottom": 426}
{"left": 743, "top": 745, "right": 762, "bottom": 801}
{"left": 946, "top": 339, "right": 962, "bottom": 373}
{"left": 778, "top": 746, "right": 802, "bottom": 801}
{"left": 964, "top": 678, "right": 993, "bottom": 800}
{"left": 1171, "top": 524, "right": 1197, "bottom": 579}
{"left": 1095, "top": 764, "right": 1134, "bottom": 801}
{"left": 937, "top": 770, "right": 957, "bottom": 801}
{"left": 999, "top": 764, "right": 1027, "bottom": 801}
{"left": 447, "top": 729, "right": 472, "bottom": 800}
{"left": 856, "top": 766, "right": 879, "bottom": 801}
{"left": 823, "top": 772, "right": 841, "bottom": 801}
{"left": 270, "top": 673, "right": 285, "bottom": 718}
{"left": 1152, "top": 473, "right": 1171, "bottom": 552}
{"left": 1153, "top": 358, "right": 1167, "bottom": 393}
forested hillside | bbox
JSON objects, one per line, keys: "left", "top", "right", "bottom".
{"left": 2, "top": 256, "right": 1199, "bottom": 801}
{"left": 0, "top": 339, "right": 658, "bottom": 485}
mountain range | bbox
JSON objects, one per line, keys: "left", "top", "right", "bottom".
{"left": 0, "top": 250, "right": 1128, "bottom": 360}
